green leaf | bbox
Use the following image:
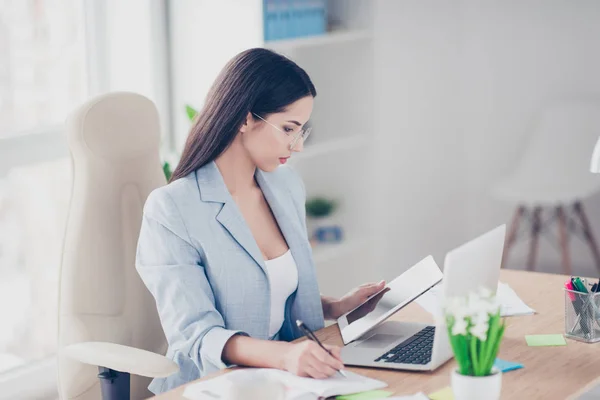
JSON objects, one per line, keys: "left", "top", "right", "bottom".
{"left": 185, "top": 104, "right": 198, "bottom": 122}
{"left": 470, "top": 336, "right": 481, "bottom": 376}
{"left": 447, "top": 319, "right": 471, "bottom": 375}
{"left": 305, "top": 197, "right": 337, "bottom": 218}
{"left": 162, "top": 161, "right": 172, "bottom": 181}
{"left": 489, "top": 323, "right": 505, "bottom": 371}
{"left": 481, "top": 313, "right": 504, "bottom": 375}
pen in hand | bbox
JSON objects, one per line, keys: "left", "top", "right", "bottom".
{"left": 296, "top": 319, "right": 348, "bottom": 378}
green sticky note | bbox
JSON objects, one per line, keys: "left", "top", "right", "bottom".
{"left": 429, "top": 387, "right": 454, "bottom": 400}
{"left": 525, "top": 334, "right": 567, "bottom": 346}
{"left": 336, "top": 390, "right": 393, "bottom": 400}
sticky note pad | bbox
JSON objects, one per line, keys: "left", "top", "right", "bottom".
{"left": 336, "top": 390, "right": 393, "bottom": 400}
{"left": 494, "top": 358, "right": 524, "bottom": 373}
{"left": 525, "top": 334, "right": 567, "bottom": 346}
{"left": 428, "top": 387, "right": 454, "bottom": 400}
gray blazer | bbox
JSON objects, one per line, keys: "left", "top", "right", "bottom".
{"left": 136, "top": 161, "right": 325, "bottom": 394}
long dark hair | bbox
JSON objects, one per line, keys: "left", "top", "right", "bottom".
{"left": 170, "top": 48, "right": 317, "bottom": 182}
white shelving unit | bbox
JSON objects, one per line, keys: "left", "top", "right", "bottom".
{"left": 275, "top": 1, "right": 376, "bottom": 295}
{"left": 265, "top": 29, "right": 371, "bottom": 53}
{"left": 169, "top": 0, "right": 378, "bottom": 296}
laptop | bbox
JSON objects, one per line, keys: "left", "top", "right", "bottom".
{"left": 339, "top": 224, "right": 506, "bottom": 371}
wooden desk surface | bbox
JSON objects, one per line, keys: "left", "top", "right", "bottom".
{"left": 153, "top": 269, "right": 600, "bottom": 400}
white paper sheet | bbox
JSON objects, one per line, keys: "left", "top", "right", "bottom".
{"left": 415, "top": 281, "right": 535, "bottom": 317}
{"left": 182, "top": 368, "right": 387, "bottom": 400}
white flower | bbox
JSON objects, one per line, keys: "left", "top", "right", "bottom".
{"left": 444, "top": 297, "right": 467, "bottom": 318}
{"left": 466, "top": 292, "right": 491, "bottom": 317}
{"left": 470, "top": 321, "right": 489, "bottom": 341}
{"left": 472, "top": 310, "right": 490, "bottom": 325}
{"left": 478, "top": 287, "right": 493, "bottom": 299}
{"left": 487, "top": 299, "right": 501, "bottom": 314}
{"left": 445, "top": 288, "right": 501, "bottom": 340}
{"left": 451, "top": 317, "right": 468, "bottom": 336}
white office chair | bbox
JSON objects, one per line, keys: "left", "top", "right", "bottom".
{"left": 57, "top": 92, "right": 178, "bottom": 400}
{"left": 492, "top": 101, "right": 600, "bottom": 274}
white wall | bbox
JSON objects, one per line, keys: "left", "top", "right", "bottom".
{"left": 461, "top": 0, "right": 600, "bottom": 274}
{"left": 374, "top": 0, "right": 600, "bottom": 277}
{"left": 168, "top": 0, "right": 264, "bottom": 151}
{"left": 374, "top": 0, "right": 470, "bottom": 278}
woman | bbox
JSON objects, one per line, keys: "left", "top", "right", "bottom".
{"left": 136, "top": 48, "right": 385, "bottom": 394}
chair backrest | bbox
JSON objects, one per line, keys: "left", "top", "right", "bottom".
{"left": 57, "top": 92, "right": 167, "bottom": 399}
{"left": 513, "top": 101, "right": 600, "bottom": 189}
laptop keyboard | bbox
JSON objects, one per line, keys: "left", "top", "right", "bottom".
{"left": 374, "top": 326, "right": 435, "bottom": 365}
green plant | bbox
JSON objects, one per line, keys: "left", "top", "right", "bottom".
{"left": 160, "top": 104, "right": 198, "bottom": 182}
{"left": 186, "top": 104, "right": 198, "bottom": 122}
{"left": 305, "top": 197, "right": 338, "bottom": 218}
{"left": 162, "top": 161, "right": 173, "bottom": 181}
{"left": 445, "top": 289, "right": 506, "bottom": 377}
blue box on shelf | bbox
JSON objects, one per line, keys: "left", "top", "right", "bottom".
{"left": 264, "top": 0, "right": 326, "bottom": 42}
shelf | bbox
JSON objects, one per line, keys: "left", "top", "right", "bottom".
{"left": 290, "top": 134, "right": 369, "bottom": 162}
{"left": 265, "top": 29, "right": 372, "bottom": 52}
{"left": 311, "top": 237, "right": 372, "bottom": 265}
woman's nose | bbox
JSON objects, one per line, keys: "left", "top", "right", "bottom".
{"left": 291, "top": 137, "right": 304, "bottom": 152}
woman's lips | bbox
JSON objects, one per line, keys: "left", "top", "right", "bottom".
{"left": 279, "top": 157, "right": 289, "bottom": 164}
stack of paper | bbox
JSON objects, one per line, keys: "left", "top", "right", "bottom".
{"left": 415, "top": 281, "right": 535, "bottom": 317}
{"left": 496, "top": 282, "right": 536, "bottom": 316}
{"left": 182, "top": 368, "right": 387, "bottom": 400}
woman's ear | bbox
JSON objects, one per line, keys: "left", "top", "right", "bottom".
{"left": 239, "top": 112, "right": 254, "bottom": 134}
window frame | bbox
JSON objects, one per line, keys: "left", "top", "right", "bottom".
{"left": 0, "top": 1, "right": 174, "bottom": 397}
{"left": 0, "top": 0, "right": 174, "bottom": 179}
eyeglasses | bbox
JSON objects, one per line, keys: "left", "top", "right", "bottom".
{"left": 252, "top": 112, "right": 312, "bottom": 151}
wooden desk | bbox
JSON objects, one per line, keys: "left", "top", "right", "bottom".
{"left": 153, "top": 269, "right": 600, "bottom": 400}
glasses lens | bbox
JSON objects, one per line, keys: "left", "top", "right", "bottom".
{"left": 289, "top": 127, "right": 312, "bottom": 150}
{"left": 303, "top": 127, "right": 312, "bottom": 141}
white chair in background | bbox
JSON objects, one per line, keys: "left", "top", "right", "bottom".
{"left": 57, "top": 92, "right": 177, "bottom": 400}
{"left": 492, "top": 102, "right": 600, "bottom": 274}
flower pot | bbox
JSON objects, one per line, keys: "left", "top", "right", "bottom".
{"left": 451, "top": 368, "right": 502, "bottom": 400}
{"left": 307, "top": 216, "right": 343, "bottom": 243}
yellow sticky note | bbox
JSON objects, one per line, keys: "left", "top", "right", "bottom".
{"left": 336, "top": 390, "right": 393, "bottom": 400}
{"left": 429, "top": 386, "right": 455, "bottom": 400}
{"left": 525, "top": 334, "right": 566, "bottom": 347}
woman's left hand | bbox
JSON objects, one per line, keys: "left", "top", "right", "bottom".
{"left": 328, "top": 281, "right": 386, "bottom": 319}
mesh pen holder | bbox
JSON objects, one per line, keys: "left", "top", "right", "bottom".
{"left": 565, "top": 289, "right": 600, "bottom": 343}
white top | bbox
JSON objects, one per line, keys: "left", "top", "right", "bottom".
{"left": 264, "top": 249, "right": 299, "bottom": 338}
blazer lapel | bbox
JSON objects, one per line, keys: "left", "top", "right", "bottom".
{"left": 255, "top": 169, "right": 309, "bottom": 257}
{"left": 256, "top": 169, "right": 325, "bottom": 337}
{"left": 196, "top": 162, "right": 324, "bottom": 337}
{"left": 195, "top": 162, "right": 314, "bottom": 285}
{"left": 196, "top": 162, "right": 267, "bottom": 274}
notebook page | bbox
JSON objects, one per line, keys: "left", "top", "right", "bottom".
{"left": 264, "top": 369, "right": 388, "bottom": 397}
{"left": 182, "top": 369, "right": 386, "bottom": 399}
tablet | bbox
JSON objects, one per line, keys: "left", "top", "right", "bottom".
{"left": 337, "top": 255, "right": 443, "bottom": 344}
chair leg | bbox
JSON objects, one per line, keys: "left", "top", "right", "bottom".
{"left": 556, "top": 206, "right": 572, "bottom": 276}
{"left": 573, "top": 201, "right": 600, "bottom": 274}
{"left": 502, "top": 206, "right": 526, "bottom": 269}
{"left": 527, "top": 207, "right": 542, "bottom": 271}
{"left": 98, "top": 367, "right": 130, "bottom": 400}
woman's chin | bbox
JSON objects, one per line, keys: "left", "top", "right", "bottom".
{"left": 256, "top": 162, "right": 279, "bottom": 173}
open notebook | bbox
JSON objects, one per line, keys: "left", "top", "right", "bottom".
{"left": 182, "top": 368, "right": 387, "bottom": 400}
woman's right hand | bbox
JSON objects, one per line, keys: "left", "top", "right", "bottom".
{"left": 281, "top": 341, "right": 345, "bottom": 379}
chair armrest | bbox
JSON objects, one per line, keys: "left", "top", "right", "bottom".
{"left": 62, "top": 342, "right": 178, "bottom": 378}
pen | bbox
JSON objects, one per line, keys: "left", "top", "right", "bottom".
{"left": 565, "top": 280, "right": 576, "bottom": 301}
{"left": 296, "top": 319, "right": 348, "bottom": 378}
